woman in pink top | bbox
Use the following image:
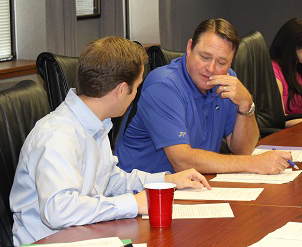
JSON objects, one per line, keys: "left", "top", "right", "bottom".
{"left": 270, "top": 18, "right": 302, "bottom": 119}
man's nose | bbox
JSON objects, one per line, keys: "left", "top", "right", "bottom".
{"left": 207, "top": 60, "right": 216, "bottom": 73}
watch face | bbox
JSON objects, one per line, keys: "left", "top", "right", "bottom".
{"left": 237, "top": 102, "right": 255, "bottom": 116}
{"left": 247, "top": 102, "right": 255, "bottom": 116}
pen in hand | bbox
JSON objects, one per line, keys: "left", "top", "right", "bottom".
{"left": 287, "top": 160, "right": 299, "bottom": 170}
{"left": 272, "top": 148, "right": 299, "bottom": 170}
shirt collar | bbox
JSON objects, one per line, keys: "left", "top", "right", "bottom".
{"left": 180, "top": 53, "right": 220, "bottom": 101}
{"left": 65, "top": 89, "right": 113, "bottom": 138}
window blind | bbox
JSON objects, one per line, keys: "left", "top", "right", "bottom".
{"left": 0, "top": 0, "right": 12, "bottom": 61}
{"left": 76, "top": 0, "right": 94, "bottom": 16}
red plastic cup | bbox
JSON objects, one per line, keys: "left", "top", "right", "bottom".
{"left": 144, "top": 182, "right": 176, "bottom": 228}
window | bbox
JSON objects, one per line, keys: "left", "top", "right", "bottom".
{"left": 0, "top": 0, "right": 12, "bottom": 61}
{"left": 76, "top": 0, "right": 101, "bottom": 19}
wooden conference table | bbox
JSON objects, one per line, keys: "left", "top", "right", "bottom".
{"left": 35, "top": 123, "right": 302, "bottom": 247}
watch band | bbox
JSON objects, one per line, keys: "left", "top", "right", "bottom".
{"left": 237, "top": 102, "right": 255, "bottom": 116}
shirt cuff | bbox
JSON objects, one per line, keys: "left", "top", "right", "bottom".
{"left": 112, "top": 193, "right": 138, "bottom": 219}
{"left": 144, "top": 172, "right": 168, "bottom": 184}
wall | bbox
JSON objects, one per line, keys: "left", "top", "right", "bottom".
{"left": 159, "top": 0, "right": 228, "bottom": 52}
{"left": 128, "top": 0, "right": 160, "bottom": 44}
{"left": 76, "top": 18, "right": 101, "bottom": 55}
{"left": 14, "top": 0, "right": 124, "bottom": 59}
{"left": 13, "top": 0, "right": 302, "bottom": 57}
{"left": 228, "top": 0, "right": 302, "bottom": 46}
{"left": 159, "top": 0, "right": 302, "bottom": 51}
{"left": 14, "top": 0, "right": 47, "bottom": 60}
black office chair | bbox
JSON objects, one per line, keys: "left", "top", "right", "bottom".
{"left": 232, "top": 31, "right": 302, "bottom": 137}
{"left": 36, "top": 52, "right": 131, "bottom": 151}
{"left": 36, "top": 52, "right": 78, "bottom": 111}
{"left": 0, "top": 80, "right": 51, "bottom": 246}
{"left": 0, "top": 192, "right": 13, "bottom": 247}
{"left": 147, "top": 45, "right": 184, "bottom": 71}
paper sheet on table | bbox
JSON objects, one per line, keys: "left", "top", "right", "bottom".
{"left": 249, "top": 222, "right": 302, "bottom": 246}
{"left": 23, "top": 237, "right": 124, "bottom": 247}
{"left": 210, "top": 168, "right": 302, "bottom": 184}
{"left": 142, "top": 203, "right": 234, "bottom": 219}
{"left": 252, "top": 145, "right": 302, "bottom": 162}
{"left": 249, "top": 237, "right": 302, "bottom": 247}
{"left": 174, "top": 187, "right": 264, "bottom": 201}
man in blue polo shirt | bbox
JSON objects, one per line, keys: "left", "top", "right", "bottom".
{"left": 115, "top": 18, "right": 292, "bottom": 175}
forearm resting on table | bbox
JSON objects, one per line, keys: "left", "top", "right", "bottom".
{"left": 164, "top": 144, "right": 257, "bottom": 174}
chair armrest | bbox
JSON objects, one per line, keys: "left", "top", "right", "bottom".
{"left": 285, "top": 114, "right": 302, "bottom": 121}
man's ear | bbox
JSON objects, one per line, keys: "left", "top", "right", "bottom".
{"left": 187, "top": 39, "right": 193, "bottom": 55}
{"left": 115, "top": 82, "right": 128, "bottom": 100}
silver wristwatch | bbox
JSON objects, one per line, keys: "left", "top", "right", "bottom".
{"left": 237, "top": 102, "right": 255, "bottom": 116}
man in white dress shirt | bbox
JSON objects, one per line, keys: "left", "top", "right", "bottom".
{"left": 9, "top": 36, "right": 211, "bottom": 246}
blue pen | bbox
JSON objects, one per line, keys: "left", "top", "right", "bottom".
{"left": 272, "top": 148, "right": 299, "bottom": 170}
{"left": 132, "top": 190, "right": 139, "bottom": 194}
{"left": 287, "top": 160, "right": 299, "bottom": 170}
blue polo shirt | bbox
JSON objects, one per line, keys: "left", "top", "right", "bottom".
{"left": 115, "top": 53, "right": 237, "bottom": 173}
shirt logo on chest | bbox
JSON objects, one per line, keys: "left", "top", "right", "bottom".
{"left": 179, "top": 132, "right": 187, "bottom": 137}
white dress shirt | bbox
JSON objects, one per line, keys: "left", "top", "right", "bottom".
{"left": 9, "top": 89, "right": 166, "bottom": 246}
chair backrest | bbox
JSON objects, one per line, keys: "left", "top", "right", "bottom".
{"left": 36, "top": 52, "right": 128, "bottom": 151}
{"left": 148, "top": 46, "right": 184, "bottom": 71}
{"left": 232, "top": 31, "right": 285, "bottom": 136}
{"left": 0, "top": 192, "right": 13, "bottom": 247}
{"left": 0, "top": 80, "right": 51, "bottom": 245}
{"left": 36, "top": 52, "right": 79, "bottom": 111}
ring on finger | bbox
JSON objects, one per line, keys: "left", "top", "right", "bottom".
{"left": 223, "top": 86, "right": 226, "bottom": 92}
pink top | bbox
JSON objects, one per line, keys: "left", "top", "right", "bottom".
{"left": 272, "top": 60, "right": 302, "bottom": 114}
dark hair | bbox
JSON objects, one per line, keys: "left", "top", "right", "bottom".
{"left": 191, "top": 18, "right": 239, "bottom": 56}
{"left": 270, "top": 18, "right": 302, "bottom": 111}
{"left": 77, "top": 36, "right": 147, "bottom": 98}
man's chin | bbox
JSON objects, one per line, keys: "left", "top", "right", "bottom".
{"left": 196, "top": 83, "right": 214, "bottom": 93}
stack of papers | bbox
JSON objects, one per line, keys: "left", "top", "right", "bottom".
{"left": 23, "top": 237, "right": 125, "bottom": 247}
{"left": 253, "top": 145, "right": 302, "bottom": 162}
{"left": 142, "top": 203, "right": 234, "bottom": 219}
{"left": 249, "top": 222, "right": 302, "bottom": 246}
{"left": 210, "top": 169, "right": 302, "bottom": 184}
{"left": 174, "top": 187, "right": 264, "bottom": 201}
{"left": 23, "top": 237, "right": 146, "bottom": 247}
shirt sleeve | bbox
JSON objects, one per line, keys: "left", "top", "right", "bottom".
{"left": 106, "top": 156, "right": 167, "bottom": 196}
{"left": 138, "top": 82, "right": 190, "bottom": 150}
{"left": 32, "top": 130, "right": 165, "bottom": 230}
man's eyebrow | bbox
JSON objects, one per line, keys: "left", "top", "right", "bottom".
{"left": 198, "top": 51, "right": 228, "bottom": 61}
{"left": 198, "top": 51, "right": 212, "bottom": 56}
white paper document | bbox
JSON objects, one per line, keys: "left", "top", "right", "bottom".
{"left": 142, "top": 203, "right": 234, "bottom": 219}
{"left": 249, "top": 222, "right": 302, "bottom": 246}
{"left": 210, "top": 168, "right": 302, "bottom": 184}
{"left": 252, "top": 146, "right": 302, "bottom": 162}
{"left": 174, "top": 187, "right": 263, "bottom": 201}
{"left": 25, "top": 237, "right": 124, "bottom": 247}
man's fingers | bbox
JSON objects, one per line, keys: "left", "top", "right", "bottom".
{"left": 191, "top": 172, "right": 211, "bottom": 190}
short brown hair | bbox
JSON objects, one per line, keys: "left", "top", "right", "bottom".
{"left": 77, "top": 36, "right": 147, "bottom": 97}
{"left": 191, "top": 18, "right": 239, "bottom": 55}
